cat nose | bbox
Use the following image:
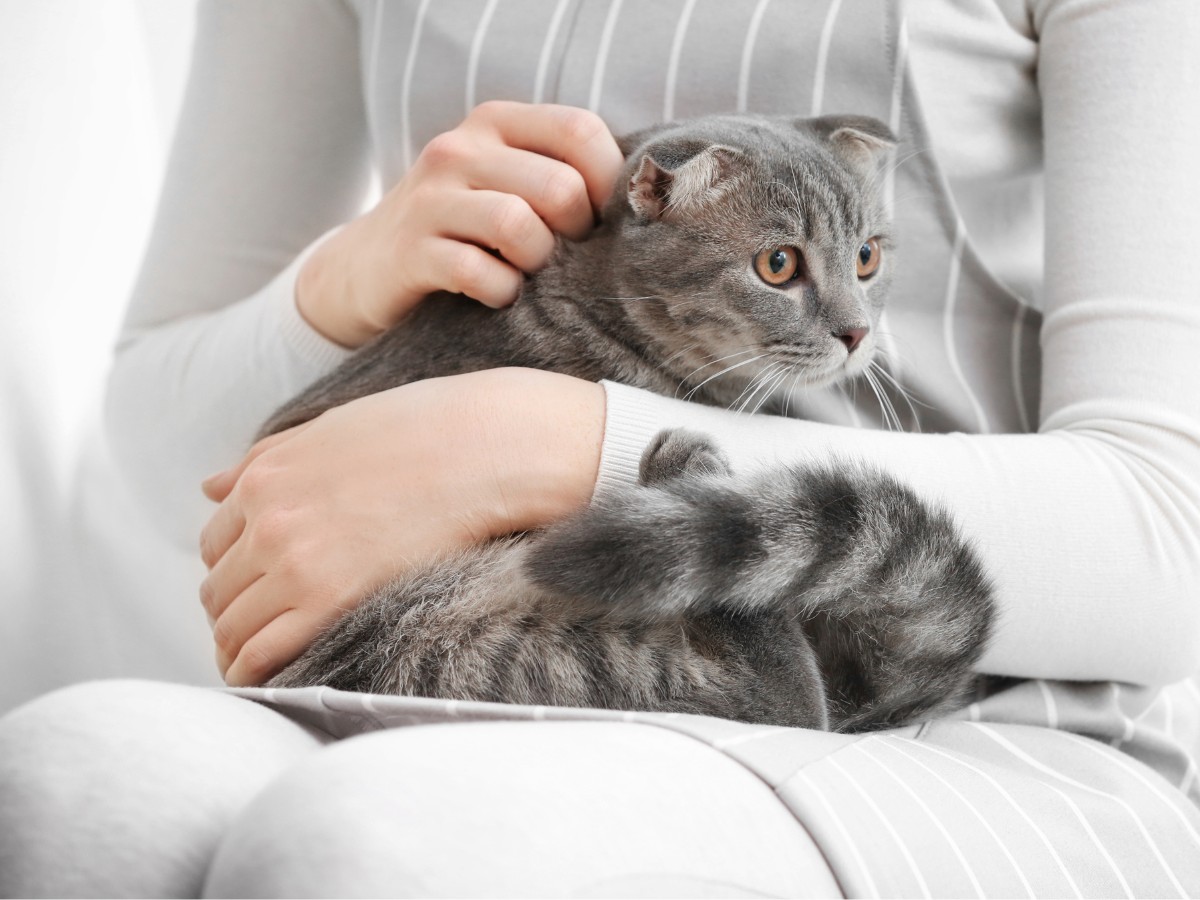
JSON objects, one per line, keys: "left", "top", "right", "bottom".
{"left": 835, "top": 326, "right": 869, "bottom": 353}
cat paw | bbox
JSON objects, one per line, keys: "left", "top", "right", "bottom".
{"left": 638, "top": 429, "right": 733, "bottom": 486}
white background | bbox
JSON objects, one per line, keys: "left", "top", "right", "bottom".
{"left": 0, "top": 0, "right": 217, "bottom": 712}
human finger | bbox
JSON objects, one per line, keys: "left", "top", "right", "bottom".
{"left": 424, "top": 237, "right": 524, "bottom": 308}
{"left": 435, "top": 188, "right": 557, "bottom": 275}
{"left": 198, "top": 496, "right": 246, "bottom": 570}
{"left": 201, "top": 420, "right": 316, "bottom": 503}
{"left": 222, "top": 606, "right": 325, "bottom": 687}
{"left": 212, "top": 575, "right": 295, "bottom": 680}
{"left": 463, "top": 146, "right": 594, "bottom": 240}
{"left": 470, "top": 101, "right": 623, "bottom": 212}
{"left": 199, "top": 537, "right": 264, "bottom": 623}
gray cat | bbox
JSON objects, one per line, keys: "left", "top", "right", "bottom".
{"left": 264, "top": 114, "right": 993, "bottom": 732}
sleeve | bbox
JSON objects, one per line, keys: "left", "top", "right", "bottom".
{"left": 594, "top": 0, "right": 1200, "bottom": 687}
{"left": 104, "top": 0, "right": 370, "bottom": 549}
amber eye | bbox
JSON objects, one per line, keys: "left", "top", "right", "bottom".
{"left": 857, "top": 238, "right": 882, "bottom": 278}
{"left": 754, "top": 246, "right": 801, "bottom": 286}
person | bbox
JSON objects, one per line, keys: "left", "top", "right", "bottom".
{"left": 2, "top": 0, "right": 1199, "bottom": 895}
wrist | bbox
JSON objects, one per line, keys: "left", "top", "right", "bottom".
{"left": 470, "top": 368, "right": 606, "bottom": 533}
{"left": 295, "top": 225, "right": 377, "bottom": 350}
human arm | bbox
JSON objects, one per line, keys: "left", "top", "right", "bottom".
{"left": 197, "top": 368, "right": 604, "bottom": 686}
{"left": 107, "top": 2, "right": 625, "bottom": 682}
{"left": 105, "top": 0, "right": 621, "bottom": 550}
{"left": 104, "top": 0, "right": 370, "bottom": 548}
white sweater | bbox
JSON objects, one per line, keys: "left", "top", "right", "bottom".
{"left": 106, "top": 0, "right": 1200, "bottom": 685}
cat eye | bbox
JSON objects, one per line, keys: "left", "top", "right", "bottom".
{"left": 857, "top": 238, "right": 882, "bottom": 279}
{"left": 754, "top": 246, "right": 802, "bottom": 286}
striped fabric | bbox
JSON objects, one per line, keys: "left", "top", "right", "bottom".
{"left": 237, "top": 678, "right": 1200, "bottom": 897}
{"left": 359, "top": 0, "right": 1042, "bottom": 437}
{"left": 235, "top": 1, "right": 1200, "bottom": 894}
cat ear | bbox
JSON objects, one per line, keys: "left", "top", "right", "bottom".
{"left": 628, "top": 140, "right": 743, "bottom": 221}
{"left": 803, "top": 115, "right": 896, "bottom": 182}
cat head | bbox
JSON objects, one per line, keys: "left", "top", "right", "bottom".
{"left": 601, "top": 114, "right": 895, "bottom": 403}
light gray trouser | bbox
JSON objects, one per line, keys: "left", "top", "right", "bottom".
{"left": 0, "top": 680, "right": 838, "bottom": 898}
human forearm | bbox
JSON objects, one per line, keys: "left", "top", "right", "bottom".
{"left": 105, "top": 256, "right": 352, "bottom": 548}
{"left": 598, "top": 381, "right": 1200, "bottom": 686}
{"left": 198, "top": 367, "right": 604, "bottom": 686}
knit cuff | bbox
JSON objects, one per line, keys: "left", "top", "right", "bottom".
{"left": 270, "top": 229, "right": 356, "bottom": 374}
{"left": 595, "top": 380, "right": 672, "bottom": 499}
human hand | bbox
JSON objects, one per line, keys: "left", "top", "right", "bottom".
{"left": 197, "top": 368, "right": 605, "bottom": 687}
{"left": 297, "top": 101, "right": 624, "bottom": 348}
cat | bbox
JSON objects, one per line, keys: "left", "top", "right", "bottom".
{"left": 263, "top": 114, "right": 993, "bottom": 732}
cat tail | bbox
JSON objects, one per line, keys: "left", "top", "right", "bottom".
{"left": 524, "top": 428, "right": 994, "bottom": 730}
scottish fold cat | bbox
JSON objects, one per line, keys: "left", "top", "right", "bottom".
{"left": 264, "top": 114, "right": 992, "bottom": 732}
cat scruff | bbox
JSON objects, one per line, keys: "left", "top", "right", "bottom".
{"left": 264, "top": 114, "right": 993, "bottom": 732}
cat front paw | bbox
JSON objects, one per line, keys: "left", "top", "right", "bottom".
{"left": 639, "top": 429, "right": 733, "bottom": 486}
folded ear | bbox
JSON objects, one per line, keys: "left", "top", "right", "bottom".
{"left": 628, "top": 138, "right": 744, "bottom": 221}
{"left": 802, "top": 115, "right": 896, "bottom": 182}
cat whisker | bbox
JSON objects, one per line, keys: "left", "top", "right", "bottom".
{"left": 876, "top": 369, "right": 906, "bottom": 433}
{"left": 861, "top": 147, "right": 929, "bottom": 199}
{"left": 780, "top": 367, "right": 820, "bottom": 418}
{"left": 683, "top": 352, "right": 767, "bottom": 402}
{"left": 743, "top": 366, "right": 781, "bottom": 416}
{"left": 661, "top": 342, "right": 701, "bottom": 370}
{"left": 675, "top": 346, "right": 760, "bottom": 398}
{"left": 878, "top": 370, "right": 907, "bottom": 433}
{"left": 729, "top": 363, "right": 773, "bottom": 414}
{"left": 869, "top": 359, "right": 929, "bottom": 430}
{"left": 862, "top": 365, "right": 900, "bottom": 432}
{"left": 752, "top": 364, "right": 794, "bottom": 416}
{"left": 769, "top": 177, "right": 806, "bottom": 217}
{"left": 731, "top": 357, "right": 785, "bottom": 414}
{"left": 592, "top": 301, "right": 662, "bottom": 309}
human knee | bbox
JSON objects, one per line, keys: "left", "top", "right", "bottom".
{"left": 0, "top": 680, "right": 325, "bottom": 897}
{"left": 0, "top": 679, "right": 165, "bottom": 792}
{"left": 206, "top": 721, "right": 829, "bottom": 898}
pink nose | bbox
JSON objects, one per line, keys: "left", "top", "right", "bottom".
{"left": 835, "top": 327, "right": 869, "bottom": 353}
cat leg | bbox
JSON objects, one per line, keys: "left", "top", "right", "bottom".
{"left": 524, "top": 429, "right": 762, "bottom": 618}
